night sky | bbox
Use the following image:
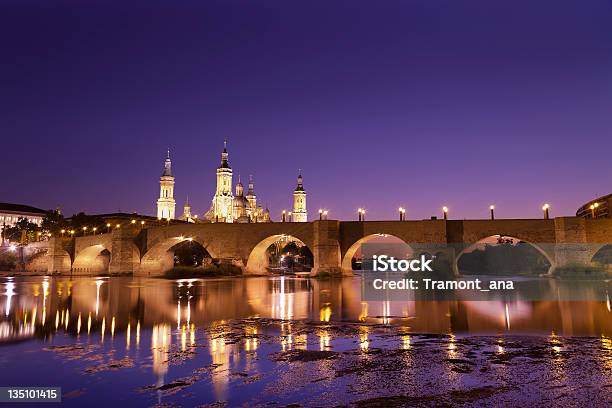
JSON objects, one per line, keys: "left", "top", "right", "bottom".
{"left": 2, "top": 0, "right": 611, "bottom": 221}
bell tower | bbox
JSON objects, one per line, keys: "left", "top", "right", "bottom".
{"left": 156, "top": 150, "right": 176, "bottom": 220}
{"left": 211, "top": 140, "right": 234, "bottom": 222}
{"left": 292, "top": 172, "right": 307, "bottom": 222}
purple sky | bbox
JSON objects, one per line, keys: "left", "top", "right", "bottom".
{"left": 2, "top": 0, "right": 611, "bottom": 221}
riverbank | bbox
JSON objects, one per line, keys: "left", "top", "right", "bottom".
{"left": 30, "top": 317, "right": 612, "bottom": 406}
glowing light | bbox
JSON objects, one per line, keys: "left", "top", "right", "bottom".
{"left": 319, "top": 304, "right": 332, "bottom": 322}
{"left": 131, "top": 219, "right": 136, "bottom": 224}
{"left": 447, "top": 334, "right": 457, "bottom": 355}
{"left": 359, "top": 327, "right": 370, "bottom": 351}
{"left": 115, "top": 224, "right": 120, "bottom": 228}
{"left": 136, "top": 320, "right": 141, "bottom": 348}
{"left": 126, "top": 322, "right": 131, "bottom": 350}
{"left": 542, "top": 203, "right": 550, "bottom": 211}
{"left": 402, "top": 334, "right": 411, "bottom": 350}
{"left": 319, "top": 330, "right": 330, "bottom": 351}
{"left": 490, "top": 205, "right": 495, "bottom": 210}
{"left": 111, "top": 316, "right": 115, "bottom": 338}
{"left": 8, "top": 244, "right": 16, "bottom": 252}
{"left": 87, "top": 313, "right": 92, "bottom": 335}
{"left": 5, "top": 282, "right": 15, "bottom": 316}
{"left": 101, "top": 317, "right": 106, "bottom": 342}
{"left": 442, "top": 206, "right": 448, "bottom": 213}
{"left": 505, "top": 303, "right": 510, "bottom": 330}
{"left": 95, "top": 279, "right": 103, "bottom": 316}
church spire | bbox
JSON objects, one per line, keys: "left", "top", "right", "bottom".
{"left": 295, "top": 170, "right": 304, "bottom": 192}
{"left": 247, "top": 174, "right": 255, "bottom": 196}
{"left": 219, "top": 139, "right": 230, "bottom": 169}
{"left": 162, "top": 149, "right": 172, "bottom": 177}
{"left": 236, "top": 173, "right": 244, "bottom": 196}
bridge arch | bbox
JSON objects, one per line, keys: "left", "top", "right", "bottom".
{"left": 455, "top": 234, "right": 554, "bottom": 276}
{"left": 72, "top": 244, "right": 111, "bottom": 275}
{"left": 591, "top": 244, "right": 612, "bottom": 267}
{"left": 246, "top": 234, "right": 313, "bottom": 275}
{"left": 24, "top": 249, "right": 49, "bottom": 272}
{"left": 341, "top": 234, "right": 412, "bottom": 275}
{"left": 140, "top": 235, "right": 218, "bottom": 276}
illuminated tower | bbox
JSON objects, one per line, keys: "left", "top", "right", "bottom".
{"left": 210, "top": 141, "right": 234, "bottom": 222}
{"left": 292, "top": 173, "right": 307, "bottom": 222}
{"left": 181, "top": 197, "right": 193, "bottom": 222}
{"left": 156, "top": 150, "right": 176, "bottom": 220}
{"left": 246, "top": 175, "right": 256, "bottom": 208}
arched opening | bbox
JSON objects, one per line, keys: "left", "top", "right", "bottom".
{"left": 25, "top": 249, "right": 48, "bottom": 272}
{"left": 171, "top": 239, "right": 213, "bottom": 267}
{"left": 246, "top": 234, "right": 313, "bottom": 275}
{"left": 456, "top": 235, "right": 552, "bottom": 276}
{"left": 342, "top": 234, "right": 412, "bottom": 274}
{"left": 592, "top": 245, "right": 612, "bottom": 268}
{"left": 72, "top": 245, "right": 111, "bottom": 275}
{"left": 140, "top": 236, "right": 218, "bottom": 276}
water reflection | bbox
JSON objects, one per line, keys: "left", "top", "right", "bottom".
{"left": 1, "top": 276, "right": 612, "bottom": 344}
{"left": 1, "top": 276, "right": 612, "bottom": 406}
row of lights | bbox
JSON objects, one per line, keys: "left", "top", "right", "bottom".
{"left": 279, "top": 204, "right": 557, "bottom": 221}
{"left": 57, "top": 219, "right": 148, "bottom": 237}
{"left": 353, "top": 204, "right": 554, "bottom": 221}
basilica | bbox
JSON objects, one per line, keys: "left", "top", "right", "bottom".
{"left": 155, "top": 142, "right": 308, "bottom": 223}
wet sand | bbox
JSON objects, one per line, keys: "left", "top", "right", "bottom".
{"left": 39, "top": 318, "right": 612, "bottom": 407}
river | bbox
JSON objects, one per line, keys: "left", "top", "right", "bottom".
{"left": 1, "top": 276, "right": 612, "bottom": 406}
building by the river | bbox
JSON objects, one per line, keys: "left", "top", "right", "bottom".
{"left": 0, "top": 202, "right": 46, "bottom": 228}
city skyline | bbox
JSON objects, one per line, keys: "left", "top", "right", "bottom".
{"left": 2, "top": 1, "right": 611, "bottom": 220}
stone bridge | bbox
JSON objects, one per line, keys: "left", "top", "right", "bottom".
{"left": 22, "top": 217, "right": 612, "bottom": 276}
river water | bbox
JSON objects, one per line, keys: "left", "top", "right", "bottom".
{"left": 1, "top": 276, "right": 612, "bottom": 406}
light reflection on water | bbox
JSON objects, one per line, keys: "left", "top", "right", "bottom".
{"left": 1, "top": 276, "right": 612, "bottom": 342}
{"left": 0, "top": 276, "right": 612, "bottom": 405}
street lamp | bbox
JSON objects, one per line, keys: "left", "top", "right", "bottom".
{"left": 82, "top": 226, "right": 88, "bottom": 235}
{"left": 140, "top": 220, "right": 145, "bottom": 226}
{"left": 542, "top": 204, "right": 550, "bottom": 220}
{"left": 60, "top": 229, "right": 65, "bottom": 237}
{"left": 323, "top": 210, "right": 329, "bottom": 220}
{"left": 590, "top": 202, "right": 600, "bottom": 218}
{"left": 442, "top": 206, "right": 448, "bottom": 220}
{"left": 92, "top": 227, "right": 97, "bottom": 235}
{"left": 489, "top": 205, "right": 495, "bottom": 220}
{"left": 288, "top": 211, "right": 292, "bottom": 222}
{"left": 115, "top": 224, "right": 121, "bottom": 229}
{"left": 131, "top": 219, "right": 136, "bottom": 225}
{"left": 282, "top": 210, "right": 286, "bottom": 222}
{"left": 319, "top": 209, "right": 323, "bottom": 221}
{"left": 399, "top": 207, "right": 406, "bottom": 221}
{"left": 69, "top": 230, "right": 75, "bottom": 237}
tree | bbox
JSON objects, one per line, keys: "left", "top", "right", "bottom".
{"left": 41, "top": 209, "right": 66, "bottom": 234}
{"left": 4, "top": 217, "right": 41, "bottom": 243}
